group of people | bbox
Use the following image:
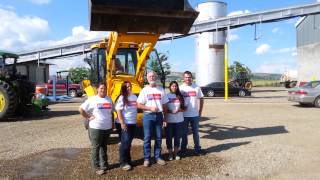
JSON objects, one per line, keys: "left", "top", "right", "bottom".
{"left": 79, "top": 71, "right": 204, "bottom": 175}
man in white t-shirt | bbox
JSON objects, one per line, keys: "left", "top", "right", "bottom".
{"left": 137, "top": 71, "right": 169, "bottom": 167}
{"left": 79, "top": 83, "right": 113, "bottom": 175}
{"left": 179, "top": 71, "right": 205, "bottom": 156}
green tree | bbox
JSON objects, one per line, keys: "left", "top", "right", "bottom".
{"left": 148, "top": 52, "right": 171, "bottom": 77}
{"left": 229, "top": 61, "right": 252, "bottom": 79}
{"left": 69, "top": 67, "right": 89, "bottom": 83}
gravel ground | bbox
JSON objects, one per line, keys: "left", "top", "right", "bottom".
{"left": 1, "top": 87, "right": 320, "bottom": 179}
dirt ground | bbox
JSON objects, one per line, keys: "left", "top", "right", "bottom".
{"left": 1, "top": 87, "right": 320, "bottom": 179}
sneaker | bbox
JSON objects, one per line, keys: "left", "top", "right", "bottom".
{"left": 121, "top": 164, "right": 132, "bottom": 171}
{"left": 168, "top": 153, "right": 173, "bottom": 161}
{"left": 143, "top": 160, "right": 150, "bottom": 167}
{"left": 175, "top": 155, "right": 181, "bottom": 160}
{"left": 95, "top": 169, "right": 105, "bottom": 175}
{"left": 156, "top": 158, "right": 166, "bottom": 166}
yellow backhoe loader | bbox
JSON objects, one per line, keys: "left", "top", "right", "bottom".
{"left": 83, "top": 0, "right": 198, "bottom": 126}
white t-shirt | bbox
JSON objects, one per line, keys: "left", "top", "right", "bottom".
{"left": 115, "top": 94, "right": 138, "bottom": 124}
{"left": 166, "top": 93, "right": 184, "bottom": 123}
{"left": 80, "top": 95, "right": 113, "bottom": 130}
{"left": 137, "top": 85, "right": 169, "bottom": 112}
{"left": 180, "top": 83, "right": 204, "bottom": 117}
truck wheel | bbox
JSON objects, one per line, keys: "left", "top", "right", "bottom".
{"left": 69, "top": 89, "right": 77, "bottom": 98}
{"left": 285, "top": 82, "right": 291, "bottom": 88}
{"left": 77, "top": 92, "right": 83, "bottom": 97}
{"left": 289, "top": 81, "right": 297, "bottom": 88}
{"left": 0, "top": 80, "right": 18, "bottom": 119}
{"left": 314, "top": 96, "right": 320, "bottom": 108}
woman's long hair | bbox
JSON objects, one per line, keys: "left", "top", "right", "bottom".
{"left": 120, "top": 81, "right": 131, "bottom": 106}
{"left": 169, "top": 81, "right": 185, "bottom": 110}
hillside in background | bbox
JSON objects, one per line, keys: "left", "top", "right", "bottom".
{"left": 251, "top": 73, "right": 281, "bottom": 80}
{"left": 166, "top": 72, "right": 282, "bottom": 82}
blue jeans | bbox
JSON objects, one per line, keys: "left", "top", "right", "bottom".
{"left": 142, "top": 112, "right": 163, "bottom": 160}
{"left": 181, "top": 116, "right": 201, "bottom": 152}
{"left": 166, "top": 122, "right": 183, "bottom": 150}
{"left": 115, "top": 124, "right": 136, "bottom": 166}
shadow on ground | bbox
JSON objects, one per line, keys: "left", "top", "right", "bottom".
{"left": 199, "top": 122, "right": 288, "bottom": 140}
{"left": 1, "top": 110, "right": 79, "bottom": 122}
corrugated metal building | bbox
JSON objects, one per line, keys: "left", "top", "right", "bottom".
{"left": 296, "top": 14, "right": 320, "bottom": 84}
{"left": 16, "top": 61, "right": 50, "bottom": 83}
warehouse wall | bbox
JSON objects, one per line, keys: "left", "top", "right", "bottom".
{"left": 297, "top": 42, "right": 320, "bottom": 83}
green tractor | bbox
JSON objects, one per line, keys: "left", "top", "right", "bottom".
{"left": 0, "top": 50, "right": 35, "bottom": 119}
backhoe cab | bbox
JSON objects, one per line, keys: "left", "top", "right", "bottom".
{"left": 83, "top": 0, "right": 198, "bottom": 126}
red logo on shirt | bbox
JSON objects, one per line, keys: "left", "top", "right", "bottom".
{"left": 128, "top": 101, "right": 137, "bottom": 106}
{"left": 183, "top": 91, "right": 196, "bottom": 97}
{"left": 97, "top": 103, "right": 112, "bottom": 109}
{"left": 147, "top": 94, "right": 162, "bottom": 100}
{"left": 169, "top": 98, "right": 180, "bottom": 104}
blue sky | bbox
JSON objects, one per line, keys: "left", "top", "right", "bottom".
{"left": 0, "top": 0, "right": 319, "bottom": 74}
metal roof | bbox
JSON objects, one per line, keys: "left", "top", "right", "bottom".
{"left": 0, "top": 50, "right": 19, "bottom": 58}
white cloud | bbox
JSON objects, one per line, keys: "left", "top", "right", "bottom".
{"left": 228, "top": 10, "right": 250, "bottom": 17}
{"left": 229, "top": 33, "right": 240, "bottom": 41}
{"left": 255, "top": 44, "right": 271, "bottom": 55}
{"left": 271, "top": 47, "right": 296, "bottom": 54}
{"left": 0, "top": 8, "right": 50, "bottom": 50}
{"left": 59, "top": 26, "right": 108, "bottom": 44}
{"left": 28, "top": 0, "right": 51, "bottom": 5}
{"left": 49, "top": 55, "right": 90, "bottom": 75}
{"left": 272, "top": 27, "right": 280, "bottom": 34}
{"left": 0, "top": 7, "right": 108, "bottom": 51}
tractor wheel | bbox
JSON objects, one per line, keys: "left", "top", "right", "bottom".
{"left": 15, "top": 79, "right": 35, "bottom": 116}
{"left": 0, "top": 80, "right": 18, "bottom": 119}
{"left": 244, "top": 81, "right": 253, "bottom": 90}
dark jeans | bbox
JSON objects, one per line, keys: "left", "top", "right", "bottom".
{"left": 115, "top": 123, "right": 136, "bottom": 166}
{"left": 89, "top": 128, "right": 112, "bottom": 170}
{"left": 142, "top": 112, "right": 163, "bottom": 160}
{"left": 181, "top": 116, "right": 201, "bottom": 152}
{"left": 115, "top": 122, "right": 122, "bottom": 141}
{"left": 166, "top": 122, "right": 183, "bottom": 150}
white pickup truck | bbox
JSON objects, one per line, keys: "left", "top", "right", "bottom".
{"left": 280, "top": 70, "right": 297, "bottom": 88}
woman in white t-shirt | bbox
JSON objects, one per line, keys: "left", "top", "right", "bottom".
{"left": 115, "top": 81, "right": 137, "bottom": 171}
{"left": 79, "top": 83, "right": 113, "bottom": 175}
{"left": 166, "top": 81, "right": 185, "bottom": 161}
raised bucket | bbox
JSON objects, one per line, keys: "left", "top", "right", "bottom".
{"left": 88, "top": 0, "right": 199, "bottom": 34}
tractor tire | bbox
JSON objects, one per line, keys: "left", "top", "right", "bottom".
{"left": 15, "top": 79, "right": 35, "bottom": 116}
{"left": 244, "top": 81, "right": 253, "bottom": 90}
{"left": 0, "top": 80, "right": 18, "bottom": 119}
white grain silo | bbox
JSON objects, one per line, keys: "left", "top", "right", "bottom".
{"left": 195, "top": 1, "right": 227, "bottom": 86}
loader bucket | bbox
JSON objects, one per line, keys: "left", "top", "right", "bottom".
{"left": 89, "top": 0, "right": 199, "bottom": 34}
